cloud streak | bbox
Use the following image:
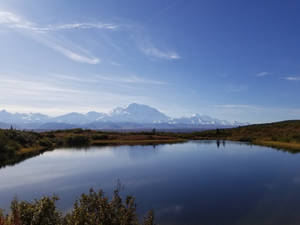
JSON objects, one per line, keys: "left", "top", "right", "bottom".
{"left": 50, "top": 23, "right": 118, "bottom": 31}
{"left": 140, "top": 46, "right": 180, "bottom": 60}
{"left": 0, "top": 11, "right": 180, "bottom": 63}
{"left": 96, "top": 74, "right": 166, "bottom": 85}
{"left": 50, "top": 43, "right": 100, "bottom": 64}
{"left": 0, "top": 74, "right": 152, "bottom": 115}
{"left": 208, "top": 104, "right": 300, "bottom": 123}
{"left": 257, "top": 72, "right": 272, "bottom": 77}
{"left": 284, "top": 76, "right": 300, "bottom": 81}
{"left": 0, "top": 11, "right": 115, "bottom": 64}
{"left": 53, "top": 73, "right": 165, "bottom": 85}
{"left": 0, "top": 12, "right": 118, "bottom": 32}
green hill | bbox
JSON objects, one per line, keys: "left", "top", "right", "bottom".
{"left": 195, "top": 120, "right": 300, "bottom": 152}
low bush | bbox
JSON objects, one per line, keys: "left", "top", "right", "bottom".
{"left": 92, "top": 134, "right": 109, "bottom": 140}
{"left": 65, "top": 135, "right": 91, "bottom": 146}
{"left": 0, "top": 188, "right": 155, "bottom": 225}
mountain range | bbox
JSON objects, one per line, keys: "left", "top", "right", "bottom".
{"left": 0, "top": 103, "right": 247, "bottom": 130}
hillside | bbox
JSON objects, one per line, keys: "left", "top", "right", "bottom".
{"left": 196, "top": 120, "right": 300, "bottom": 151}
{"left": 0, "top": 128, "right": 185, "bottom": 168}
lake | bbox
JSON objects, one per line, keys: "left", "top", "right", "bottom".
{"left": 1, "top": 141, "right": 300, "bottom": 225}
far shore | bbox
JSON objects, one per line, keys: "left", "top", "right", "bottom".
{"left": 1, "top": 120, "right": 300, "bottom": 168}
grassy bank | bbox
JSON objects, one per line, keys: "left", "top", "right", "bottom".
{"left": 192, "top": 120, "right": 300, "bottom": 152}
{"left": 0, "top": 128, "right": 187, "bottom": 168}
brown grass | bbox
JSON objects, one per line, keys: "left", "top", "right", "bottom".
{"left": 92, "top": 138, "right": 186, "bottom": 146}
{"left": 254, "top": 141, "right": 300, "bottom": 151}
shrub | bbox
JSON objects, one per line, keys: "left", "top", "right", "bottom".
{"left": 38, "top": 138, "right": 53, "bottom": 148}
{"left": 0, "top": 188, "right": 155, "bottom": 225}
{"left": 65, "top": 135, "right": 91, "bottom": 146}
{"left": 9, "top": 196, "right": 61, "bottom": 225}
{"left": 92, "top": 134, "right": 109, "bottom": 140}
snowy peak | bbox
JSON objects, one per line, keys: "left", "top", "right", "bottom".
{"left": 53, "top": 112, "right": 106, "bottom": 124}
{"left": 86, "top": 111, "right": 106, "bottom": 121}
{"left": 109, "top": 103, "right": 170, "bottom": 123}
{"left": 0, "top": 110, "right": 50, "bottom": 124}
{"left": 171, "top": 114, "right": 231, "bottom": 126}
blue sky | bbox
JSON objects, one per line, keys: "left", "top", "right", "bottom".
{"left": 0, "top": 0, "right": 300, "bottom": 123}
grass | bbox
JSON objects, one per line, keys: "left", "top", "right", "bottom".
{"left": 0, "top": 128, "right": 188, "bottom": 168}
{"left": 254, "top": 140, "right": 300, "bottom": 152}
{"left": 191, "top": 120, "right": 300, "bottom": 151}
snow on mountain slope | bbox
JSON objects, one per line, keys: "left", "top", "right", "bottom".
{"left": 0, "top": 110, "right": 50, "bottom": 124}
{"left": 51, "top": 112, "right": 106, "bottom": 124}
{"left": 108, "top": 103, "right": 170, "bottom": 123}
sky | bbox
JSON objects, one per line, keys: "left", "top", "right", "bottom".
{"left": 0, "top": 0, "right": 300, "bottom": 123}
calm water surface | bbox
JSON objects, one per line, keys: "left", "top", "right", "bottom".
{"left": 1, "top": 141, "right": 300, "bottom": 225}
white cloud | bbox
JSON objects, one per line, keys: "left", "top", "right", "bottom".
{"left": 0, "top": 11, "right": 106, "bottom": 64}
{"left": 257, "top": 72, "right": 272, "bottom": 77}
{"left": 53, "top": 74, "right": 98, "bottom": 83}
{"left": 53, "top": 73, "right": 165, "bottom": 85}
{"left": 0, "top": 74, "right": 151, "bottom": 115}
{"left": 140, "top": 46, "right": 180, "bottom": 60}
{"left": 50, "top": 44, "right": 100, "bottom": 64}
{"left": 51, "top": 22, "right": 118, "bottom": 31}
{"left": 211, "top": 104, "right": 254, "bottom": 109}
{"left": 284, "top": 76, "right": 300, "bottom": 81}
{"left": 96, "top": 74, "right": 165, "bottom": 85}
{"left": 0, "top": 11, "right": 33, "bottom": 30}
{"left": 0, "top": 78, "right": 83, "bottom": 95}
{"left": 1, "top": 11, "right": 180, "bottom": 64}
{"left": 0, "top": 11, "right": 118, "bottom": 32}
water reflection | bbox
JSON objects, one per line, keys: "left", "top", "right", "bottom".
{"left": 1, "top": 141, "right": 300, "bottom": 224}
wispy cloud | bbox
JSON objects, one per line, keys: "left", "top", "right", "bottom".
{"left": 211, "top": 104, "right": 254, "bottom": 109}
{"left": 53, "top": 73, "right": 165, "bottom": 85}
{"left": 225, "top": 84, "right": 247, "bottom": 93}
{"left": 0, "top": 11, "right": 180, "bottom": 64}
{"left": 50, "top": 23, "right": 118, "bottom": 31}
{"left": 208, "top": 104, "right": 300, "bottom": 123}
{"left": 0, "top": 77, "right": 83, "bottom": 95}
{"left": 49, "top": 43, "right": 100, "bottom": 64}
{"left": 257, "top": 72, "right": 272, "bottom": 77}
{"left": 140, "top": 46, "right": 180, "bottom": 60}
{"left": 0, "top": 11, "right": 118, "bottom": 64}
{"left": 96, "top": 74, "right": 166, "bottom": 85}
{"left": 0, "top": 11, "right": 34, "bottom": 30}
{"left": 0, "top": 74, "right": 151, "bottom": 115}
{"left": 53, "top": 74, "right": 98, "bottom": 83}
{"left": 284, "top": 76, "right": 300, "bottom": 81}
{"left": 0, "top": 12, "right": 118, "bottom": 32}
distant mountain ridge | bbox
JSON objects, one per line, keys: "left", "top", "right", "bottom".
{"left": 0, "top": 103, "right": 248, "bottom": 130}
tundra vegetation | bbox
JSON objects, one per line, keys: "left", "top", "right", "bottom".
{"left": 0, "top": 187, "right": 154, "bottom": 225}
{"left": 1, "top": 120, "right": 300, "bottom": 168}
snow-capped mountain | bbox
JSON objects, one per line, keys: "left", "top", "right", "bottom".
{"left": 51, "top": 112, "right": 106, "bottom": 125}
{"left": 0, "top": 103, "right": 248, "bottom": 130}
{"left": 0, "top": 110, "right": 50, "bottom": 124}
{"left": 108, "top": 103, "right": 170, "bottom": 123}
{"left": 170, "top": 114, "right": 232, "bottom": 126}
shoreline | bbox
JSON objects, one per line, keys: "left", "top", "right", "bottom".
{"left": 2, "top": 123, "right": 300, "bottom": 168}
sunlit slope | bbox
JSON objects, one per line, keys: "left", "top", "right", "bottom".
{"left": 197, "top": 120, "right": 300, "bottom": 151}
